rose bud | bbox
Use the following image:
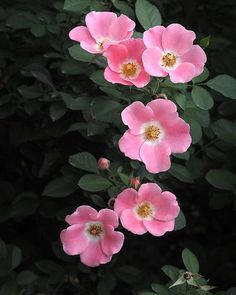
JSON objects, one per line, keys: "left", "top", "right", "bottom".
{"left": 98, "top": 157, "right": 110, "bottom": 170}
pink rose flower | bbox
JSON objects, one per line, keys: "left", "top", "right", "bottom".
{"left": 114, "top": 183, "right": 180, "bottom": 236}
{"left": 98, "top": 157, "right": 110, "bottom": 170}
{"left": 142, "top": 24, "right": 207, "bottom": 83}
{"left": 60, "top": 206, "right": 124, "bottom": 267}
{"left": 119, "top": 99, "right": 191, "bottom": 173}
{"left": 69, "top": 11, "right": 135, "bottom": 54}
{"left": 103, "top": 38, "right": 150, "bottom": 88}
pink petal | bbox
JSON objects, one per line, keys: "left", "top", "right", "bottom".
{"left": 114, "top": 188, "right": 138, "bottom": 215}
{"left": 104, "top": 67, "right": 132, "bottom": 86}
{"left": 119, "top": 130, "right": 144, "bottom": 161}
{"left": 85, "top": 11, "right": 117, "bottom": 40}
{"left": 108, "top": 14, "right": 135, "bottom": 41}
{"left": 121, "top": 101, "right": 153, "bottom": 134}
{"left": 138, "top": 183, "right": 162, "bottom": 203}
{"left": 169, "top": 62, "right": 195, "bottom": 83}
{"left": 131, "top": 70, "right": 150, "bottom": 88}
{"left": 147, "top": 99, "right": 177, "bottom": 117}
{"left": 143, "top": 219, "right": 175, "bottom": 236}
{"left": 120, "top": 209, "right": 147, "bottom": 234}
{"left": 153, "top": 191, "right": 180, "bottom": 221}
{"left": 69, "top": 26, "right": 99, "bottom": 54}
{"left": 100, "top": 225, "right": 124, "bottom": 256}
{"left": 140, "top": 141, "right": 171, "bottom": 173}
{"left": 142, "top": 48, "right": 168, "bottom": 77}
{"left": 65, "top": 205, "right": 97, "bottom": 225}
{"left": 103, "top": 44, "right": 128, "bottom": 72}
{"left": 162, "top": 23, "right": 196, "bottom": 55}
{"left": 181, "top": 45, "right": 207, "bottom": 76}
{"left": 164, "top": 117, "right": 191, "bottom": 153}
{"left": 97, "top": 209, "right": 119, "bottom": 228}
{"left": 60, "top": 224, "right": 88, "bottom": 255}
{"left": 125, "top": 38, "right": 146, "bottom": 64}
{"left": 80, "top": 241, "right": 112, "bottom": 267}
{"left": 143, "top": 25, "right": 165, "bottom": 49}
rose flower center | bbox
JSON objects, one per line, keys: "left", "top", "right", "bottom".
{"left": 97, "top": 38, "right": 109, "bottom": 50}
{"left": 88, "top": 224, "right": 103, "bottom": 237}
{"left": 122, "top": 62, "right": 137, "bottom": 78}
{"left": 162, "top": 53, "right": 176, "bottom": 68}
{"left": 136, "top": 202, "right": 153, "bottom": 219}
{"left": 145, "top": 125, "right": 160, "bottom": 141}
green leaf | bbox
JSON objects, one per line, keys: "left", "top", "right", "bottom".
{"left": 174, "top": 93, "right": 187, "bottom": 110}
{"left": 69, "top": 45, "right": 93, "bottom": 62}
{"left": 7, "top": 245, "right": 22, "bottom": 269}
{"left": 90, "top": 70, "right": 111, "bottom": 86}
{"left": 49, "top": 102, "right": 67, "bottom": 121}
{"left": 200, "top": 35, "right": 211, "bottom": 48}
{"left": 135, "top": 0, "right": 162, "bottom": 30}
{"left": 182, "top": 248, "right": 200, "bottom": 273}
{"left": 17, "top": 270, "right": 37, "bottom": 285}
{"left": 112, "top": 0, "right": 135, "bottom": 19}
{"left": 7, "top": 11, "right": 36, "bottom": 29}
{"left": 206, "top": 169, "right": 236, "bottom": 191}
{"left": 174, "top": 211, "right": 186, "bottom": 230}
{"left": 191, "top": 86, "right": 214, "bottom": 110}
{"left": 169, "top": 163, "right": 193, "bottom": 183}
{"left": 91, "top": 195, "right": 106, "bottom": 207}
{"left": 64, "top": 0, "right": 90, "bottom": 12}
{"left": 161, "top": 265, "right": 180, "bottom": 282}
{"left": 211, "top": 119, "right": 236, "bottom": 145}
{"left": 192, "top": 67, "right": 209, "bottom": 84}
{"left": 67, "top": 96, "right": 93, "bottom": 110}
{"left": 151, "top": 283, "right": 170, "bottom": 295}
{"left": 69, "top": 152, "right": 99, "bottom": 174}
{"left": 61, "top": 60, "right": 85, "bottom": 75}
{"left": 42, "top": 175, "right": 78, "bottom": 197}
{"left": 30, "top": 24, "right": 46, "bottom": 37}
{"left": 206, "top": 74, "right": 236, "bottom": 99}
{"left": 78, "top": 174, "right": 112, "bottom": 192}
{"left": 91, "top": 98, "right": 122, "bottom": 120}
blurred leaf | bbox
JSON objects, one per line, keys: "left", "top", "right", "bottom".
{"left": 206, "top": 169, "right": 236, "bottom": 190}
{"left": 90, "top": 70, "right": 111, "bottom": 86}
{"left": 78, "top": 174, "right": 112, "bottom": 192}
{"left": 50, "top": 102, "right": 67, "bottom": 121}
{"left": 6, "top": 11, "right": 36, "bottom": 29}
{"left": 69, "top": 152, "right": 99, "bottom": 173}
{"left": 135, "top": 0, "right": 162, "bottom": 30}
{"left": 31, "top": 24, "right": 46, "bottom": 37}
{"left": 64, "top": 0, "right": 91, "bottom": 12}
{"left": 112, "top": 0, "right": 135, "bottom": 19}
{"left": 169, "top": 163, "right": 194, "bottom": 183}
{"left": 192, "top": 86, "right": 214, "bottom": 110}
{"left": 17, "top": 270, "right": 37, "bottom": 285}
{"left": 211, "top": 119, "right": 236, "bottom": 145}
{"left": 207, "top": 74, "right": 236, "bottom": 99}
{"left": 42, "top": 175, "right": 78, "bottom": 197}
{"left": 200, "top": 35, "right": 211, "bottom": 48}
{"left": 182, "top": 248, "right": 200, "bottom": 273}
{"left": 91, "top": 195, "right": 106, "bottom": 207}
{"left": 151, "top": 283, "right": 170, "bottom": 295}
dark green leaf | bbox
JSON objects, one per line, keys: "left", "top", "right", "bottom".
{"left": 64, "top": 0, "right": 90, "bottom": 12}
{"left": 42, "top": 175, "right": 78, "bottom": 197}
{"left": 135, "top": 0, "right": 162, "bottom": 30}
{"left": 207, "top": 74, "right": 236, "bottom": 99}
{"left": 206, "top": 169, "right": 236, "bottom": 190}
{"left": 78, "top": 174, "right": 112, "bottom": 192}
{"left": 169, "top": 163, "right": 194, "bottom": 183}
{"left": 69, "top": 152, "right": 99, "bottom": 173}
{"left": 182, "top": 248, "right": 200, "bottom": 273}
{"left": 192, "top": 86, "right": 214, "bottom": 110}
{"left": 69, "top": 45, "right": 93, "bottom": 62}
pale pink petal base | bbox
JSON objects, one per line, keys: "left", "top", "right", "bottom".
{"left": 120, "top": 209, "right": 147, "bottom": 234}
{"left": 142, "top": 48, "right": 168, "bottom": 77}
{"left": 169, "top": 62, "right": 196, "bottom": 83}
{"left": 114, "top": 188, "right": 138, "bottom": 215}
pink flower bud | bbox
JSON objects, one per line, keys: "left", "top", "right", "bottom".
{"left": 130, "top": 177, "right": 140, "bottom": 189}
{"left": 98, "top": 157, "right": 110, "bottom": 170}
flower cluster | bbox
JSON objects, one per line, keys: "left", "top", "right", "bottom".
{"left": 61, "top": 11, "right": 207, "bottom": 267}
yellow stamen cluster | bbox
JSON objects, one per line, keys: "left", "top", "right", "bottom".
{"left": 122, "top": 63, "right": 137, "bottom": 78}
{"left": 137, "top": 202, "right": 153, "bottom": 218}
{"left": 162, "top": 53, "right": 176, "bottom": 68}
{"left": 145, "top": 125, "right": 160, "bottom": 141}
{"left": 88, "top": 224, "right": 103, "bottom": 236}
